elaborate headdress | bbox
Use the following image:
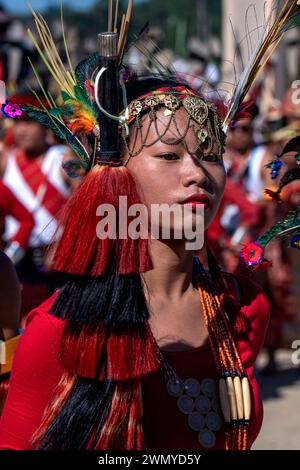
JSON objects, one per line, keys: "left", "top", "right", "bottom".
{"left": 2, "top": 0, "right": 300, "bottom": 451}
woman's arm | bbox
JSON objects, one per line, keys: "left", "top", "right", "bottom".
{"left": 232, "top": 274, "right": 271, "bottom": 368}
{"left": 0, "top": 251, "right": 20, "bottom": 340}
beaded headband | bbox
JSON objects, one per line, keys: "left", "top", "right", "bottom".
{"left": 122, "top": 86, "right": 226, "bottom": 165}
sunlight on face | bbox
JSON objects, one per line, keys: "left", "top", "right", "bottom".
{"left": 123, "top": 107, "right": 226, "bottom": 245}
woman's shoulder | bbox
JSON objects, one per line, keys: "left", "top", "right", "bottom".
{"left": 25, "top": 291, "right": 63, "bottom": 330}
{"left": 222, "top": 271, "right": 270, "bottom": 367}
{"left": 14, "top": 292, "right": 65, "bottom": 374}
{"left": 223, "top": 271, "right": 270, "bottom": 324}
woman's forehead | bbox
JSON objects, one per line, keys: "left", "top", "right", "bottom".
{"left": 131, "top": 107, "right": 220, "bottom": 151}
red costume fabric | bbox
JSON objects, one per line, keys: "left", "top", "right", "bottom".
{"left": 0, "top": 273, "right": 270, "bottom": 450}
{"left": 0, "top": 180, "right": 34, "bottom": 249}
{"left": 207, "top": 179, "right": 260, "bottom": 257}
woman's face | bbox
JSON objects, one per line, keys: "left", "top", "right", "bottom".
{"left": 123, "top": 106, "right": 226, "bottom": 243}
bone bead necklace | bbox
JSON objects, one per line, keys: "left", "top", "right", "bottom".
{"left": 150, "top": 257, "right": 251, "bottom": 450}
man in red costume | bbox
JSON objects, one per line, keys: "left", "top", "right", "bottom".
{"left": 0, "top": 180, "right": 34, "bottom": 263}
{"left": 0, "top": 95, "right": 78, "bottom": 319}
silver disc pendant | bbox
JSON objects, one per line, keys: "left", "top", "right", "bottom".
{"left": 184, "top": 378, "right": 201, "bottom": 397}
{"left": 195, "top": 395, "right": 210, "bottom": 414}
{"left": 166, "top": 378, "right": 184, "bottom": 397}
{"left": 165, "top": 373, "right": 222, "bottom": 450}
{"left": 188, "top": 412, "right": 205, "bottom": 431}
{"left": 201, "top": 378, "right": 216, "bottom": 396}
{"left": 206, "top": 411, "right": 222, "bottom": 432}
{"left": 198, "top": 429, "right": 216, "bottom": 449}
{"left": 177, "top": 395, "right": 194, "bottom": 414}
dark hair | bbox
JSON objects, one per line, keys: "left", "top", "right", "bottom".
{"left": 124, "top": 74, "right": 189, "bottom": 104}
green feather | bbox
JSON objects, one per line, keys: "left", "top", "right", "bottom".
{"left": 74, "top": 52, "right": 98, "bottom": 90}
{"left": 62, "top": 159, "right": 89, "bottom": 178}
{"left": 258, "top": 205, "right": 300, "bottom": 247}
{"left": 22, "top": 105, "right": 91, "bottom": 163}
{"left": 73, "top": 54, "right": 100, "bottom": 120}
{"left": 50, "top": 105, "right": 74, "bottom": 118}
{"left": 73, "top": 84, "right": 99, "bottom": 120}
{"left": 22, "top": 105, "right": 66, "bottom": 140}
{"left": 61, "top": 91, "right": 74, "bottom": 103}
{"left": 74, "top": 84, "right": 88, "bottom": 103}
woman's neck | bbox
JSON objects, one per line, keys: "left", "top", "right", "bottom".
{"left": 141, "top": 239, "right": 206, "bottom": 301}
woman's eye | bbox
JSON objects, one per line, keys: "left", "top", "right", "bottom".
{"left": 201, "top": 154, "right": 222, "bottom": 162}
{"left": 157, "top": 153, "right": 180, "bottom": 161}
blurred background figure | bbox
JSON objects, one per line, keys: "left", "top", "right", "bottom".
{"left": 0, "top": 3, "right": 35, "bottom": 93}
{"left": 0, "top": 95, "right": 79, "bottom": 322}
{"left": 0, "top": 179, "right": 34, "bottom": 263}
{"left": 221, "top": 98, "right": 298, "bottom": 374}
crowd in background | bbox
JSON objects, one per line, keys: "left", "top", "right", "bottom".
{"left": 1, "top": 3, "right": 300, "bottom": 375}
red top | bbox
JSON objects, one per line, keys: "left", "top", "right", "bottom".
{"left": 0, "top": 273, "right": 270, "bottom": 450}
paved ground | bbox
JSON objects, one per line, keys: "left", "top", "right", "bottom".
{"left": 253, "top": 350, "right": 300, "bottom": 450}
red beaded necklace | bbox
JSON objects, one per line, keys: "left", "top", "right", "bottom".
{"left": 149, "top": 257, "right": 250, "bottom": 450}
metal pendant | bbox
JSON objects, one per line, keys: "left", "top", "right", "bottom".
{"left": 195, "top": 395, "right": 210, "bottom": 413}
{"left": 166, "top": 378, "right": 184, "bottom": 397}
{"left": 198, "top": 429, "right": 216, "bottom": 449}
{"left": 177, "top": 395, "right": 195, "bottom": 414}
{"left": 188, "top": 412, "right": 205, "bottom": 431}
{"left": 182, "top": 96, "right": 209, "bottom": 125}
{"left": 166, "top": 376, "right": 222, "bottom": 449}
{"left": 184, "top": 378, "right": 201, "bottom": 397}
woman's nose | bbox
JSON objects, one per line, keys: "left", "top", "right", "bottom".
{"left": 181, "top": 154, "right": 210, "bottom": 189}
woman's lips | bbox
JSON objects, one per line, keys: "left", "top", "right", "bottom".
{"left": 183, "top": 201, "right": 210, "bottom": 210}
{"left": 180, "top": 194, "right": 211, "bottom": 210}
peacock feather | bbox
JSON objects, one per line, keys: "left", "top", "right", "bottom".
{"left": 75, "top": 52, "right": 98, "bottom": 91}
{"left": 258, "top": 205, "right": 300, "bottom": 247}
{"left": 22, "top": 105, "right": 91, "bottom": 166}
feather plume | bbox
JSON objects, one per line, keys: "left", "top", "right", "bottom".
{"left": 224, "top": 0, "right": 300, "bottom": 132}
{"left": 75, "top": 52, "right": 98, "bottom": 91}
{"left": 27, "top": 4, "right": 76, "bottom": 96}
{"left": 137, "top": 21, "right": 150, "bottom": 39}
{"left": 22, "top": 105, "right": 90, "bottom": 164}
{"left": 68, "top": 103, "right": 98, "bottom": 135}
{"left": 259, "top": 205, "right": 300, "bottom": 247}
{"left": 131, "top": 37, "right": 175, "bottom": 76}
{"left": 118, "top": 0, "right": 133, "bottom": 62}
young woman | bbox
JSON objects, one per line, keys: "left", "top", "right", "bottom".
{"left": 0, "top": 74, "right": 270, "bottom": 450}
